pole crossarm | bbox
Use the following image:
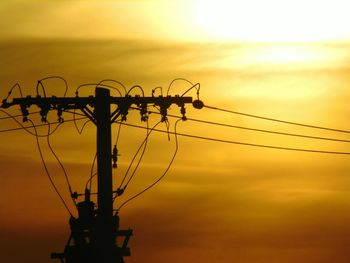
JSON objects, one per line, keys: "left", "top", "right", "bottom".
{"left": 1, "top": 95, "right": 193, "bottom": 123}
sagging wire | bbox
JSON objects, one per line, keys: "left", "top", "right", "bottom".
{"left": 203, "top": 104, "right": 350, "bottom": 134}
{"left": 152, "top": 86, "right": 163, "bottom": 97}
{"left": 1, "top": 108, "right": 77, "bottom": 212}
{"left": 3, "top": 83, "right": 23, "bottom": 102}
{"left": 165, "top": 119, "right": 171, "bottom": 141}
{"left": 139, "top": 108, "right": 350, "bottom": 144}
{"left": 115, "top": 118, "right": 182, "bottom": 213}
{"left": 0, "top": 109, "right": 62, "bottom": 137}
{"left": 118, "top": 122, "right": 350, "bottom": 155}
{"left": 38, "top": 76, "right": 69, "bottom": 97}
{"left": 47, "top": 120, "right": 77, "bottom": 209}
{"left": 28, "top": 119, "right": 74, "bottom": 216}
{"left": 115, "top": 119, "right": 123, "bottom": 146}
{"left": 75, "top": 83, "right": 123, "bottom": 97}
{"left": 117, "top": 120, "right": 160, "bottom": 193}
{"left": 36, "top": 80, "right": 47, "bottom": 97}
{"left": 126, "top": 85, "right": 145, "bottom": 97}
{"left": 87, "top": 154, "right": 97, "bottom": 191}
{"left": 166, "top": 78, "right": 195, "bottom": 96}
{"left": 0, "top": 116, "right": 88, "bottom": 134}
{"left": 181, "top": 83, "right": 200, "bottom": 99}
{"left": 74, "top": 116, "right": 91, "bottom": 135}
{"left": 62, "top": 108, "right": 91, "bottom": 135}
{"left": 97, "top": 79, "right": 127, "bottom": 95}
{"left": 0, "top": 111, "right": 40, "bottom": 121}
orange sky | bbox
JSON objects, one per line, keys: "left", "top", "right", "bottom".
{"left": 1, "top": 1, "right": 350, "bottom": 263}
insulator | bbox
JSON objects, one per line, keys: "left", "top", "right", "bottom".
{"left": 181, "top": 106, "right": 187, "bottom": 121}
{"left": 71, "top": 191, "right": 79, "bottom": 200}
{"left": 192, "top": 99, "right": 204, "bottom": 109}
{"left": 112, "top": 145, "right": 118, "bottom": 168}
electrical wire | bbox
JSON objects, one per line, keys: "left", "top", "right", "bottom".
{"left": 115, "top": 121, "right": 122, "bottom": 146}
{"left": 126, "top": 85, "right": 145, "bottom": 97}
{"left": 46, "top": 120, "right": 77, "bottom": 208}
{"left": 97, "top": 79, "right": 127, "bottom": 95}
{"left": 116, "top": 119, "right": 182, "bottom": 213}
{"left": 114, "top": 121, "right": 350, "bottom": 155}
{"left": 204, "top": 105, "right": 350, "bottom": 134}
{"left": 122, "top": 120, "right": 152, "bottom": 190}
{"left": 166, "top": 78, "right": 195, "bottom": 96}
{"left": 3, "top": 83, "right": 23, "bottom": 100}
{"left": 181, "top": 83, "right": 200, "bottom": 98}
{"left": 152, "top": 86, "right": 163, "bottom": 96}
{"left": 61, "top": 108, "right": 90, "bottom": 134}
{"left": 140, "top": 108, "right": 350, "bottom": 144}
{"left": 4, "top": 107, "right": 349, "bottom": 144}
{"left": 38, "top": 76, "right": 69, "bottom": 97}
{"left": 87, "top": 154, "right": 97, "bottom": 191}
{"left": 118, "top": 120, "right": 161, "bottom": 191}
{"left": 0, "top": 110, "right": 65, "bottom": 137}
{"left": 36, "top": 80, "right": 47, "bottom": 97}
{"left": 0, "top": 112, "right": 87, "bottom": 134}
{"left": 75, "top": 116, "right": 91, "bottom": 134}
{"left": 0, "top": 111, "right": 40, "bottom": 121}
{"left": 28, "top": 119, "right": 73, "bottom": 216}
{"left": 75, "top": 83, "right": 123, "bottom": 97}
{"left": 86, "top": 172, "right": 97, "bottom": 191}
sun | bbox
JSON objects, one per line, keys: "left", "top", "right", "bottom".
{"left": 193, "top": 0, "right": 350, "bottom": 42}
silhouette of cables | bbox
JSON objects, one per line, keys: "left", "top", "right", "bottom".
{"left": 0, "top": 109, "right": 79, "bottom": 210}
{"left": 204, "top": 104, "right": 350, "bottom": 134}
{"left": 36, "top": 76, "right": 69, "bottom": 97}
{"left": 126, "top": 85, "right": 145, "bottom": 97}
{"left": 28, "top": 119, "right": 74, "bottom": 216}
{"left": 114, "top": 121, "right": 350, "bottom": 155}
{"left": 0, "top": 110, "right": 40, "bottom": 121}
{"left": 3, "top": 83, "right": 23, "bottom": 101}
{"left": 0, "top": 110, "right": 67, "bottom": 136}
{"left": 115, "top": 119, "right": 181, "bottom": 213}
{"left": 46, "top": 121, "right": 78, "bottom": 208}
{"left": 75, "top": 83, "right": 123, "bottom": 97}
{"left": 86, "top": 154, "right": 97, "bottom": 191}
{"left": 140, "top": 108, "right": 350, "bottom": 144}
{"left": 97, "top": 79, "right": 127, "bottom": 95}
{"left": 166, "top": 78, "right": 200, "bottom": 97}
{"left": 115, "top": 120, "right": 161, "bottom": 199}
{"left": 0, "top": 113, "right": 88, "bottom": 134}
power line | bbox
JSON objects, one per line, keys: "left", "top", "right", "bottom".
{"left": 204, "top": 104, "right": 350, "bottom": 134}
{"left": 28, "top": 119, "right": 74, "bottom": 216}
{"left": 118, "top": 120, "right": 161, "bottom": 191}
{"left": 115, "top": 121, "right": 350, "bottom": 155}
{"left": 36, "top": 76, "right": 69, "bottom": 97}
{"left": 0, "top": 111, "right": 40, "bottom": 121}
{"left": 75, "top": 83, "right": 123, "bottom": 97}
{"left": 87, "top": 153, "right": 97, "bottom": 191}
{"left": 0, "top": 116, "right": 88, "bottom": 134}
{"left": 116, "top": 118, "right": 182, "bottom": 212}
{"left": 144, "top": 108, "right": 350, "bottom": 144}
{"left": 46, "top": 121, "right": 77, "bottom": 208}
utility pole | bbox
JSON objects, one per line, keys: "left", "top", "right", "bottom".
{"left": 1, "top": 87, "right": 198, "bottom": 263}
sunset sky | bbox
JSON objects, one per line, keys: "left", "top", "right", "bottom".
{"left": 1, "top": 1, "right": 350, "bottom": 262}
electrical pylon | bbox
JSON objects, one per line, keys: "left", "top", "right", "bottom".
{"left": 1, "top": 87, "right": 198, "bottom": 263}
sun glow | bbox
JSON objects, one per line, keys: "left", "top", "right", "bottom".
{"left": 194, "top": 0, "right": 350, "bottom": 42}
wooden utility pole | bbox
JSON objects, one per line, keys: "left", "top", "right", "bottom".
{"left": 1, "top": 87, "right": 194, "bottom": 263}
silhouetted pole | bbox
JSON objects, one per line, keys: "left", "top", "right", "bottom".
{"left": 95, "top": 88, "right": 115, "bottom": 262}
{"left": 0, "top": 85, "right": 198, "bottom": 263}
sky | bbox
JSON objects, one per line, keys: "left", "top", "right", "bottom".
{"left": 1, "top": 1, "right": 350, "bottom": 262}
